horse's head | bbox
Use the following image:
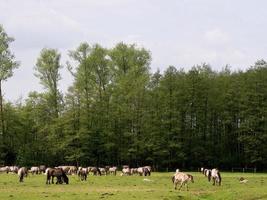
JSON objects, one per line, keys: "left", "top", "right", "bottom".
{"left": 188, "top": 174, "right": 194, "bottom": 183}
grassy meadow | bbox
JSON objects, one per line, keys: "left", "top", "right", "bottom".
{"left": 0, "top": 172, "right": 266, "bottom": 200}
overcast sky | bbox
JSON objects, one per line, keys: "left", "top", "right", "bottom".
{"left": 1, "top": 0, "right": 267, "bottom": 101}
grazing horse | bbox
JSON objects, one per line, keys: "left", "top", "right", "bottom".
{"left": 18, "top": 167, "right": 28, "bottom": 182}
{"left": 105, "top": 166, "right": 110, "bottom": 175}
{"left": 109, "top": 167, "right": 117, "bottom": 176}
{"left": 121, "top": 167, "right": 131, "bottom": 176}
{"left": 172, "top": 172, "right": 194, "bottom": 191}
{"left": 143, "top": 167, "right": 150, "bottom": 176}
{"left": 9, "top": 166, "right": 19, "bottom": 173}
{"left": 0, "top": 166, "right": 10, "bottom": 173}
{"left": 39, "top": 165, "right": 46, "bottom": 174}
{"left": 30, "top": 166, "right": 40, "bottom": 175}
{"left": 77, "top": 167, "right": 88, "bottom": 181}
{"left": 144, "top": 166, "right": 152, "bottom": 175}
{"left": 137, "top": 167, "right": 150, "bottom": 176}
{"left": 46, "top": 168, "right": 69, "bottom": 184}
{"left": 210, "top": 168, "right": 221, "bottom": 186}
{"left": 89, "top": 167, "right": 101, "bottom": 176}
{"left": 99, "top": 168, "right": 107, "bottom": 175}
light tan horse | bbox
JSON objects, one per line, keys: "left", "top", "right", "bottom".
{"left": 172, "top": 172, "right": 194, "bottom": 191}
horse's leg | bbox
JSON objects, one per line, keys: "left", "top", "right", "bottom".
{"left": 52, "top": 176, "right": 54, "bottom": 184}
{"left": 174, "top": 181, "right": 177, "bottom": 190}
{"left": 178, "top": 182, "right": 183, "bottom": 190}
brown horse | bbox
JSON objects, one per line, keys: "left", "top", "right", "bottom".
{"left": 46, "top": 168, "right": 69, "bottom": 184}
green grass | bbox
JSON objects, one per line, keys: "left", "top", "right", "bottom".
{"left": 0, "top": 172, "right": 266, "bottom": 200}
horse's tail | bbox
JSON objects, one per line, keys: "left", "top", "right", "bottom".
{"left": 172, "top": 176, "right": 175, "bottom": 183}
{"left": 218, "top": 171, "right": 222, "bottom": 185}
{"left": 208, "top": 170, "right": 211, "bottom": 182}
{"left": 97, "top": 168, "right": 101, "bottom": 176}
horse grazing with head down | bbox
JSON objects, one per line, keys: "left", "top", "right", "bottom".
{"left": 77, "top": 167, "right": 88, "bottom": 181}
{"left": 18, "top": 167, "right": 28, "bottom": 182}
{"left": 109, "top": 167, "right": 117, "bottom": 176}
{"left": 46, "top": 168, "right": 69, "bottom": 184}
{"left": 88, "top": 167, "right": 101, "bottom": 176}
{"left": 210, "top": 168, "right": 221, "bottom": 186}
{"left": 0, "top": 166, "right": 10, "bottom": 173}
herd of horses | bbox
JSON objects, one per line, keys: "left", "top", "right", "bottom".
{"left": 171, "top": 167, "right": 222, "bottom": 190}
{"left": 0, "top": 165, "right": 221, "bottom": 191}
{"left": 0, "top": 165, "right": 152, "bottom": 184}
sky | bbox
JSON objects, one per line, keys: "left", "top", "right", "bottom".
{"left": 1, "top": 0, "right": 267, "bottom": 101}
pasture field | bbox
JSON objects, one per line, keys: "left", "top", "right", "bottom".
{"left": 0, "top": 172, "right": 266, "bottom": 200}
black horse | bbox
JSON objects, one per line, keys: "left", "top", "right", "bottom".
{"left": 46, "top": 168, "right": 69, "bottom": 184}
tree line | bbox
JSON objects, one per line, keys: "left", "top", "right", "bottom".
{"left": 0, "top": 25, "right": 266, "bottom": 171}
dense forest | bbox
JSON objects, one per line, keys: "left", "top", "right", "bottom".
{"left": 0, "top": 25, "right": 267, "bottom": 171}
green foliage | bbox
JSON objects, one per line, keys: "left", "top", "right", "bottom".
{"left": 0, "top": 37, "right": 267, "bottom": 169}
{"left": 0, "top": 24, "right": 19, "bottom": 164}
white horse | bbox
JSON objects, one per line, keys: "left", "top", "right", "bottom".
{"left": 0, "top": 166, "right": 10, "bottom": 173}
{"left": 211, "top": 168, "right": 221, "bottom": 186}
{"left": 109, "top": 167, "right": 117, "bottom": 176}
{"left": 30, "top": 166, "right": 40, "bottom": 175}
{"left": 121, "top": 167, "right": 131, "bottom": 176}
{"left": 9, "top": 166, "right": 19, "bottom": 173}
